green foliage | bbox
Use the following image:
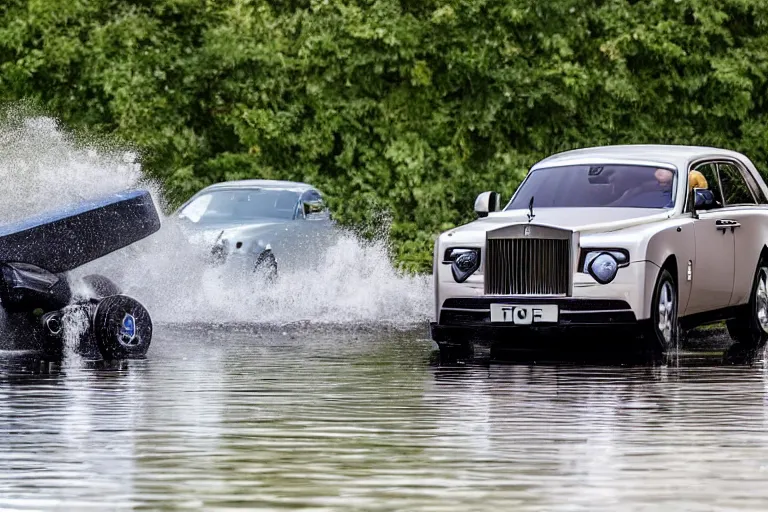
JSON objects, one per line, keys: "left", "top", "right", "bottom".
{"left": 3, "top": 0, "right": 768, "bottom": 272}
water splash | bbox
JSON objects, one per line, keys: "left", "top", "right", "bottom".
{"left": 0, "top": 109, "right": 432, "bottom": 328}
{"left": 0, "top": 111, "right": 162, "bottom": 222}
{"left": 104, "top": 227, "right": 431, "bottom": 326}
{"left": 60, "top": 305, "right": 90, "bottom": 363}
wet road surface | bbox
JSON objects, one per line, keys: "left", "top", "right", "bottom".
{"left": 1, "top": 324, "right": 767, "bottom": 511}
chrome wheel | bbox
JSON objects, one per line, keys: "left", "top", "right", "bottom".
{"left": 725, "top": 259, "right": 768, "bottom": 352}
{"left": 657, "top": 280, "right": 675, "bottom": 345}
{"left": 756, "top": 267, "right": 768, "bottom": 334}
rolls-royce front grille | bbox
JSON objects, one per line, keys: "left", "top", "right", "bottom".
{"left": 484, "top": 238, "right": 570, "bottom": 295}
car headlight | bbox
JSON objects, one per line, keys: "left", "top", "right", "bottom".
{"left": 210, "top": 238, "right": 228, "bottom": 264}
{"left": 443, "top": 247, "right": 481, "bottom": 283}
{"left": 582, "top": 249, "right": 629, "bottom": 284}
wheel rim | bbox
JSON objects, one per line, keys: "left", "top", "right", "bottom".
{"left": 755, "top": 267, "right": 768, "bottom": 334}
{"left": 657, "top": 280, "right": 676, "bottom": 345}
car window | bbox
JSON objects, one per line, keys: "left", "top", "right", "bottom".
{"left": 690, "top": 163, "right": 723, "bottom": 205}
{"left": 179, "top": 194, "right": 213, "bottom": 223}
{"left": 743, "top": 170, "right": 768, "bottom": 204}
{"left": 178, "top": 189, "right": 300, "bottom": 223}
{"left": 505, "top": 164, "right": 677, "bottom": 209}
{"left": 718, "top": 163, "right": 756, "bottom": 206}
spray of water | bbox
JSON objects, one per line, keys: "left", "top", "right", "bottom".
{"left": 0, "top": 112, "right": 159, "bottom": 222}
{"left": 78, "top": 218, "right": 433, "bottom": 326}
{"left": 59, "top": 305, "right": 90, "bottom": 363}
{"left": 0, "top": 109, "right": 432, "bottom": 328}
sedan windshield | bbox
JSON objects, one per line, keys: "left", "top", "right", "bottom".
{"left": 506, "top": 164, "right": 678, "bottom": 210}
{"left": 179, "top": 188, "right": 300, "bottom": 224}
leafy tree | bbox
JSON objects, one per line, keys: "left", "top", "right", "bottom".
{"left": 2, "top": 0, "right": 768, "bottom": 271}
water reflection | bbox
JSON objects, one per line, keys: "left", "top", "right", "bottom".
{"left": 0, "top": 326, "right": 767, "bottom": 510}
{"left": 428, "top": 361, "right": 768, "bottom": 510}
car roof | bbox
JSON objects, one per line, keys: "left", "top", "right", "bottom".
{"left": 531, "top": 144, "right": 751, "bottom": 171}
{"left": 201, "top": 179, "right": 317, "bottom": 193}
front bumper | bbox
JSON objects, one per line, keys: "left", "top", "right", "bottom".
{"left": 430, "top": 296, "right": 638, "bottom": 343}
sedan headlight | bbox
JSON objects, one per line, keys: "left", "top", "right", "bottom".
{"left": 581, "top": 249, "right": 629, "bottom": 284}
{"left": 210, "top": 238, "right": 228, "bottom": 264}
{"left": 443, "top": 247, "right": 481, "bottom": 283}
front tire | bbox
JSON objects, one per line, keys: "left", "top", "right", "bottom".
{"left": 254, "top": 249, "right": 278, "bottom": 282}
{"left": 726, "top": 259, "right": 768, "bottom": 354}
{"left": 92, "top": 295, "right": 153, "bottom": 359}
{"left": 646, "top": 267, "right": 678, "bottom": 352}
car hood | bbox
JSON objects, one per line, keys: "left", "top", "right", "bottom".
{"left": 448, "top": 207, "right": 672, "bottom": 235}
{"left": 180, "top": 220, "right": 287, "bottom": 246}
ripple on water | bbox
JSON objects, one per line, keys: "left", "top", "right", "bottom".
{"left": 0, "top": 327, "right": 768, "bottom": 511}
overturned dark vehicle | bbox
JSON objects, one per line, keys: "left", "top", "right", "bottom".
{"left": 0, "top": 190, "right": 160, "bottom": 360}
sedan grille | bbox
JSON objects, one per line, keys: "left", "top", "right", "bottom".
{"left": 484, "top": 238, "right": 570, "bottom": 295}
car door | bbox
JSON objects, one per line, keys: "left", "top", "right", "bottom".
{"left": 685, "top": 162, "right": 736, "bottom": 315}
{"left": 282, "top": 190, "right": 335, "bottom": 270}
{"left": 715, "top": 161, "right": 765, "bottom": 306}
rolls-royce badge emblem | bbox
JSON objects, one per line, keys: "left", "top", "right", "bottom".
{"left": 524, "top": 226, "right": 531, "bottom": 236}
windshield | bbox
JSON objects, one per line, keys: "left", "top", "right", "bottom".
{"left": 178, "top": 188, "right": 300, "bottom": 224}
{"left": 506, "top": 164, "right": 678, "bottom": 210}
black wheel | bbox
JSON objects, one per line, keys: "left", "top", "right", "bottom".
{"left": 726, "top": 258, "right": 768, "bottom": 353}
{"left": 38, "top": 311, "right": 63, "bottom": 357}
{"left": 646, "top": 268, "right": 678, "bottom": 352}
{"left": 82, "top": 274, "right": 121, "bottom": 298}
{"left": 92, "top": 295, "right": 152, "bottom": 360}
{"left": 254, "top": 249, "right": 278, "bottom": 282}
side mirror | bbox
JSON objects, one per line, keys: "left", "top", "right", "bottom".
{"left": 693, "top": 188, "right": 716, "bottom": 211}
{"left": 303, "top": 200, "right": 329, "bottom": 220}
{"left": 474, "top": 191, "right": 502, "bottom": 218}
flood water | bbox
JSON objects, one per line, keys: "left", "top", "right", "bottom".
{"left": 1, "top": 325, "right": 768, "bottom": 511}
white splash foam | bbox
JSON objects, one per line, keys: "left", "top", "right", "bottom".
{"left": 100, "top": 227, "right": 432, "bottom": 325}
{"left": 60, "top": 305, "right": 90, "bottom": 363}
{"left": 0, "top": 112, "right": 161, "bottom": 222}
{"left": 0, "top": 109, "right": 432, "bottom": 328}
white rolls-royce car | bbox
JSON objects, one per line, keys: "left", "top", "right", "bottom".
{"left": 431, "top": 145, "right": 768, "bottom": 356}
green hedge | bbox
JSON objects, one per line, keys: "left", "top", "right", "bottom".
{"left": 2, "top": 0, "right": 768, "bottom": 272}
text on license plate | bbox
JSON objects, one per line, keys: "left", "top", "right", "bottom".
{"left": 490, "top": 304, "right": 558, "bottom": 324}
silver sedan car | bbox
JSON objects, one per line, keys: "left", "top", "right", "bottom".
{"left": 175, "top": 180, "right": 335, "bottom": 278}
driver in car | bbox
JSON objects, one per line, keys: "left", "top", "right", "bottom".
{"left": 609, "top": 168, "right": 712, "bottom": 208}
{"left": 620, "top": 168, "right": 675, "bottom": 207}
{"left": 630, "top": 168, "right": 716, "bottom": 208}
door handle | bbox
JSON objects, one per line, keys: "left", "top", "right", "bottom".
{"left": 716, "top": 219, "right": 741, "bottom": 232}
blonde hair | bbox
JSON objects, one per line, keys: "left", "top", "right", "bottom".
{"left": 689, "top": 169, "right": 708, "bottom": 189}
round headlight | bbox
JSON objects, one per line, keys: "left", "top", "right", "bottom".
{"left": 455, "top": 251, "right": 478, "bottom": 272}
{"left": 589, "top": 252, "right": 619, "bottom": 284}
{"left": 446, "top": 248, "right": 481, "bottom": 283}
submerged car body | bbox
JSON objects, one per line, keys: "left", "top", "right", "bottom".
{"left": 431, "top": 144, "right": 768, "bottom": 354}
{"left": 175, "top": 180, "right": 335, "bottom": 275}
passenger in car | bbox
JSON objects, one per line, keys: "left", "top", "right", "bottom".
{"left": 688, "top": 169, "right": 721, "bottom": 208}
{"left": 689, "top": 169, "right": 708, "bottom": 189}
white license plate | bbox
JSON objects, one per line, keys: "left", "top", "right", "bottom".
{"left": 490, "top": 304, "right": 559, "bottom": 324}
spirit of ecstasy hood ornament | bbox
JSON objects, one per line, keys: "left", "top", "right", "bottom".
{"left": 527, "top": 196, "right": 535, "bottom": 223}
